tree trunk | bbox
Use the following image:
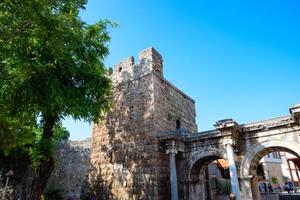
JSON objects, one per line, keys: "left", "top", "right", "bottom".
{"left": 28, "top": 158, "right": 55, "bottom": 200}
{"left": 28, "top": 115, "right": 57, "bottom": 200}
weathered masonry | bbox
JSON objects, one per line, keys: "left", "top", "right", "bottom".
{"left": 90, "top": 47, "right": 197, "bottom": 200}
{"left": 90, "top": 47, "right": 300, "bottom": 200}
{"left": 159, "top": 106, "right": 300, "bottom": 200}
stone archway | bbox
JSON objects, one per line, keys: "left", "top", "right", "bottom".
{"left": 240, "top": 140, "right": 300, "bottom": 200}
{"left": 188, "top": 149, "right": 228, "bottom": 200}
{"left": 159, "top": 104, "right": 300, "bottom": 200}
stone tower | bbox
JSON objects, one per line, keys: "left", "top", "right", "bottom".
{"left": 90, "top": 47, "right": 197, "bottom": 200}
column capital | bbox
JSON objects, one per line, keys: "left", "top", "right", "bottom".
{"left": 165, "top": 139, "right": 183, "bottom": 155}
{"left": 166, "top": 149, "right": 178, "bottom": 155}
{"left": 223, "top": 138, "right": 235, "bottom": 146}
{"left": 290, "top": 103, "right": 300, "bottom": 125}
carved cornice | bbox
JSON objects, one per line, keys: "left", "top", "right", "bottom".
{"left": 241, "top": 116, "right": 293, "bottom": 133}
{"left": 214, "top": 119, "right": 241, "bottom": 133}
{"left": 158, "top": 103, "right": 300, "bottom": 154}
{"left": 290, "top": 103, "right": 300, "bottom": 125}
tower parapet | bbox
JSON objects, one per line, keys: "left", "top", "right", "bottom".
{"left": 112, "top": 47, "right": 163, "bottom": 84}
{"left": 113, "top": 56, "right": 135, "bottom": 84}
{"left": 138, "top": 47, "right": 163, "bottom": 76}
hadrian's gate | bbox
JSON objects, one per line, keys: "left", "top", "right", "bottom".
{"left": 90, "top": 47, "right": 300, "bottom": 200}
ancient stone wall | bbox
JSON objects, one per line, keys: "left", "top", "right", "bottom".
{"left": 90, "top": 74, "right": 157, "bottom": 199}
{"left": 0, "top": 138, "right": 92, "bottom": 200}
{"left": 49, "top": 138, "right": 92, "bottom": 199}
{"left": 152, "top": 73, "right": 197, "bottom": 134}
{"left": 90, "top": 47, "right": 197, "bottom": 200}
{"left": 152, "top": 72, "right": 197, "bottom": 199}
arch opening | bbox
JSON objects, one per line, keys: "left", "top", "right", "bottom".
{"left": 240, "top": 140, "right": 300, "bottom": 200}
{"left": 189, "top": 155, "right": 231, "bottom": 200}
{"left": 249, "top": 147, "right": 299, "bottom": 176}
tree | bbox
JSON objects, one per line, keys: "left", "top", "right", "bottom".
{"left": 0, "top": 112, "right": 37, "bottom": 156}
{"left": 0, "top": 0, "right": 113, "bottom": 199}
{"left": 0, "top": 120, "right": 70, "bottom": 200}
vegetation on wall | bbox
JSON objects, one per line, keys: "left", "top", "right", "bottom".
{"left": 271, "top": 176, "right": 278, "bottom": 184}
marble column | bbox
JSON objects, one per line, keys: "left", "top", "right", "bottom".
{"left": 167, "top": 149, "right": 178, "bottom": 200}
{"left": 240, "top": 176, "right": 253, "bottom": 200}
{"left": 226, "top": 141, "right": 241, "bottom": 200}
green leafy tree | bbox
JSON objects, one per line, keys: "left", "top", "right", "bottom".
{"left": 271, "top": 176, "right": 278, "bottom": 184}
{"left": 29, "top": 122, "right": 70, "bottom": 169}
{"left": 0, "top": 121, "right": 69, "bottom": 195}
{"left": 0, "top": 0, "right": 113, "bottom": 199}
{"left": 0, "top": 113, "right": 37, "bottom": 156}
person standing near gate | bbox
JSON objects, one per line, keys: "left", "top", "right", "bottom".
{"left": 263, "top": 182, "right": 267, "bottom": 193}
{"left": 259, "top": 183, "right": 265, "bottom": 193}
{"left": 268, "top": 183, "right": 273, "bottom": 193}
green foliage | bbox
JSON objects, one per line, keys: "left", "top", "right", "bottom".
{"left": 53, "top": 123, "right": 70, "bottom": 142}
{"left": 44, "top": 182, "right": 64, "bottom": 200}
{"left": 271, "top": 176, "right": 278, "bottom": 184}
{"left": 0, "top": 113, "right": 37, "bottom": 156}
{"left": 0, "top": 121, "right": 69, "bottom": 171}
{"left": 0, "top": 0, "right": 113, "bottom": 195}
{"left": 0, "top": 0, "right": 113, "bottom": 164}
{"left": 29, "top": 122, "right": 70, "bottom": 169}
{"left": 0, "top": 0, "right": 113, "bottom": 123}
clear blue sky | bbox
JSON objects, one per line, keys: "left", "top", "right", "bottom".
{"left": 65, "top": 0, "right": 300, "bottom": 140}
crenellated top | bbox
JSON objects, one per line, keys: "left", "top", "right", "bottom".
{"left": 112, "top": 47, "right": 163, "bottom": 84}
{"left": 138, "top": 47, "right": 163, "bottom": 76}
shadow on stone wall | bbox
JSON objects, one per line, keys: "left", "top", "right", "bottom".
{"left": 49, "top": 138, "right": 92, "bottom": 199}
{"left": 86, "top": 165, "right": 113, "bottom": 200}
{"left": 89, "top": 77, "right": 169, "bottom": 200}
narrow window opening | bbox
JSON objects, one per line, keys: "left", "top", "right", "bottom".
{"left": 176, "top": 120, "right": 181, "bottom": 129}
{"left": 118, "top": 67, "right": 122, "bottom": 72}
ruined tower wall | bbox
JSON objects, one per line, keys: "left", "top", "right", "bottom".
{"left": 152, "top": 74, "right": 197, "bottom": 134}
{"left": 90, "top": 74, "right": 157, "bottom": 199}
{"left": 90, "top": 47, "right": 197, "bottom": 200}
{"left": 151, "top": 72, "right": 197, "bottom": 198}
